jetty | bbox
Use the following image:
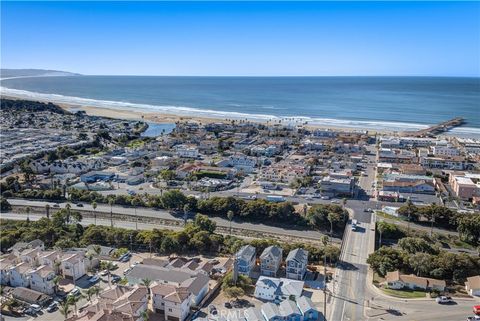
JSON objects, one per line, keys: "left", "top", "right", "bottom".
{"left": 403, "top": 117, "right": 465, "bottom": 137}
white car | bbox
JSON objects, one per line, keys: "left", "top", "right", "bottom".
{"left": 436, "top": 296, "right": 453, "bottom": 304}
{"left": 31, "top": 304, "right": 42, "bottom": 312}
{"left": 123, "top": 267, "right": 132, "bottom": 275}
{"left": 69, "top": 288, "right": 80, "bottom": 296}
{"left": 466, "top": 316, "right": 480, "bottom": 321}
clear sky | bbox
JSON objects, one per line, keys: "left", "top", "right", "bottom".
{"left": 1, "top": 1, "right": 479, "bottom": 76}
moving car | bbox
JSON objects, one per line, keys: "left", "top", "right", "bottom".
{"left": 436, "top": 296, "right": 453, "bottom": 304}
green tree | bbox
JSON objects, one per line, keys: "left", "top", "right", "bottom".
{"left": 224, "top": 286, "right": 245, "bottom": 300}
{"left": 91, "top": 201, "right": 97, "bottom": 225}
{"left": 227, "top": 210, "right": 234, "bottom": 235}
{"left": 194, "top": 214, "right": 216, "bottom": 233}
{"left": 367, "top": 247, "right": 405, "bottom": 277}
{"left": 59, "top": 301, "right": 71, "bottom": 321}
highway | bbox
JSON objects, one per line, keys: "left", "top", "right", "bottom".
{"left": 4, "top": 198, "right": 340, "bottom": 243}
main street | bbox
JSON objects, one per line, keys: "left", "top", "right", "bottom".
{"left": 329, "top": 207, "right": 374, "bottom": 321}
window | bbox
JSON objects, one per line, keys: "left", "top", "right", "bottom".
{"left": 168, "top": 309, "right": 172, "bottom": 312}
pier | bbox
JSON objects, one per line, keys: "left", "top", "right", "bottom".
{"left": 403, "top": 117, "right": 465, "bottom": 137}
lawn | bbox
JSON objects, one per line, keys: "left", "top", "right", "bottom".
{"left": 381, "top": 287, "right": 426, "bottom": 298}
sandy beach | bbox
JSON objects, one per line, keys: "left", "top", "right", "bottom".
{"left": 1, "top": 92, "right": 384, "bottom": 134}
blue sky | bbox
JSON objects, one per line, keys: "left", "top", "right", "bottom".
{"left": 1, "top": 1, "right": 479, "bottom": 76}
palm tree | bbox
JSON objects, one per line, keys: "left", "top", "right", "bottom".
{"left": 183, "top": 204, "right": 191, "bottom": 226}
{"left": 91, "top": 201, "right": 97, "bottom": 225}
{"left": 377, "top": 221, "right": 388, "bottom": 248}
{"left": 102, "top": 261, "right": 115, "bottom": 287}
{"left": 65, "top": 203, "right": 72, "bottom": 224}
{"left": 227, "top": 210, "right": 234, "bottom": 235}
{"left": 25, "top": 206, "right": 31, "bottom": 221}
{"left": 141, "top": 278, "right": 152, "bottom": 298}
{"left": 59, "top": 301, "right": 71, "bottom": 321}
{"left": 45, "top": 204, "right": 51, "bottom": 219}
{"left": 68, "top": 294, "right": 82, "bottom": 316}
{"left": 140, "top": 310, "right": 149, "bottom": 321}
{"left": 108, "top": 198, "right": 114, "bottom": 227}
{"left": 327, "top": 212, "right": 339, "bottom": 235}
{"left": 53, "top": 276, "right": 61, "bottom": 294}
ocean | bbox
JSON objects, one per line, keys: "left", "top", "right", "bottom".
{"left": 1, "top": 76, "right": 479, "bottom": 136}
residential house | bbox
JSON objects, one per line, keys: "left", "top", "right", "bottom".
{"left": 466, "top": 275, "right": 480, "bottom": 297}
{"left": 9, "top": 262, "right": 31, "bottom": 288}
{"left": 296, "top": 296, "right": 320, "bottom": 321}
{"left": 421, "top": 156, "right": 467, "bottom": 170}
{"left": 261, "top": 303, "right": 282, "bottom": 321}
{"left": 285, "top": 249, "right": 308, "bottom": 281}
{"left": 254, "top": 276, "right": 304, "bottom": 301}
{"left": 385, "top": 270, "right": 446, "bottom": 291}
{"left": 260, "top": 246, "right": 283, "bottom": 277}
{"left": 29, "top": 265, "right": 56, "bottom": 294}
{"left": 279, "top": 300, "right": 302, "bottom": 321}
{"left": 236, "top": 245, "right": 256, "bottom": 277}
{"left": 175, "top": 144, "right": 199, "bottom": 158}
{"left": 151, "top": 283, "right": 192, "bottom": 321}
{"left": 61, "top": 252, "right": 86, "bottom": 280}
{"left": 382, "top": 180, "right": 435, "bottom": 194}
{"left": 38, "top": 250, "right": 61, "bottom": 270}
{"left": 245, "top": 307, "right": 264, "bottom": 321}
{"left": 10, "top": 239, "right": 44, "bottom": 257}
{"left": 0, "top": 257, "right": 15, "bottom": 285}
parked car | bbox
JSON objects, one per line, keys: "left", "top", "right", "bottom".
{"left": 89, "top": 275, "right": 100, "bottom": 283}
{"left": 123, "top": 268, "right": 132, "bottom": 275}
{"left": 69, "top": 288, "right": 80, "bottom": 297}
{"left": 31, "top": 304, "right": 42, "bottom": 312}
{"left": 321, "top": 196, "right": 330, "bottom": 200}
{"left": 209, "top": 305, "right": 218, "bottom": 315}
{"left": 467, "top": 317, "right": 480, "bottom": 321}
{"left": 224, "top": 302, "right": 232, "bottom": 309}
{"left": 112, "top": 275, "right": 122, "bottom": 283}
{"left": 46, "top": 302, "right": 58, "bottom": 312}
{"left": 76, "top": 203, "right": 84, "bottom": 207}
{"left": 100, "top": 269, "right": 109, "bottom": 276}
{"left": 24, "top": 308, "right": 37, "bottom": 316}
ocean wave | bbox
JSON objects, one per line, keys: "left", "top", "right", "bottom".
{"left": 2, "top": 85, "right": 479, "bottom": 137}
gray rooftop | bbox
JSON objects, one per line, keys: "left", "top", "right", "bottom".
{"left": 286, "top": 248, "right": 308, "bottom": 263}
{"left": 236, "top": 245, "right": 256, "bottom": 261}
{"left": 262, "top": 302, "right": 281, "bottom": 320}
{"left": 260, "top": 245, "right": 282, "bottom": 260}
{"left": 296, "top": 296, "right": 316, "bottom": 314}
{"left": 279, "top": 300, "right": 301, "bottom": 317}
{"left": 127, "top": 264, "right": 197, "bottom": 284}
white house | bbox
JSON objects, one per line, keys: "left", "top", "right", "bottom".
{"left": 0, "top": 258, "right": 15, "bottom": 285}
{"left": 175, "top": 145, "right": 199, "bottom": 158}
{"left": 9, "top": 262, "right": 31, "bottom": 288}
{"left": 466, "top": 275, "right": 480, "bottom": 297}
{"left": 254, "top": 276, "right": 304, "bottom": 301}
{"left": 61, "top": 252, "right": 86, "bottom": 280}
{"left": 29, "top": 265, "right": 56, "bottom": 295}
{"left": 151, "top": 283, "right": 192, "bottom": 321}
{"left": 385, "top": 270, "right": 446, "bottom": 291}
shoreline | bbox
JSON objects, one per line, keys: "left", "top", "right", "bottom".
{"left": 1, "top": 92, "right": 388, "bottom": 134}
{"left": 1, "top": 86, "right": 479, "bottom": 138}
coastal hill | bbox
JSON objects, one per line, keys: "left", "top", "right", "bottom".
{"left": 0, "top": 68, "right": 80, "bottom": 78}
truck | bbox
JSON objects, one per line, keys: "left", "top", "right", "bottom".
{"left": 266, "top": 195, "right": 286, "bottom": 203}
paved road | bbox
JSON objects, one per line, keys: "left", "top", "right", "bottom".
{"left": 329, "top": 208, "right": 374, "bottom": 321}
